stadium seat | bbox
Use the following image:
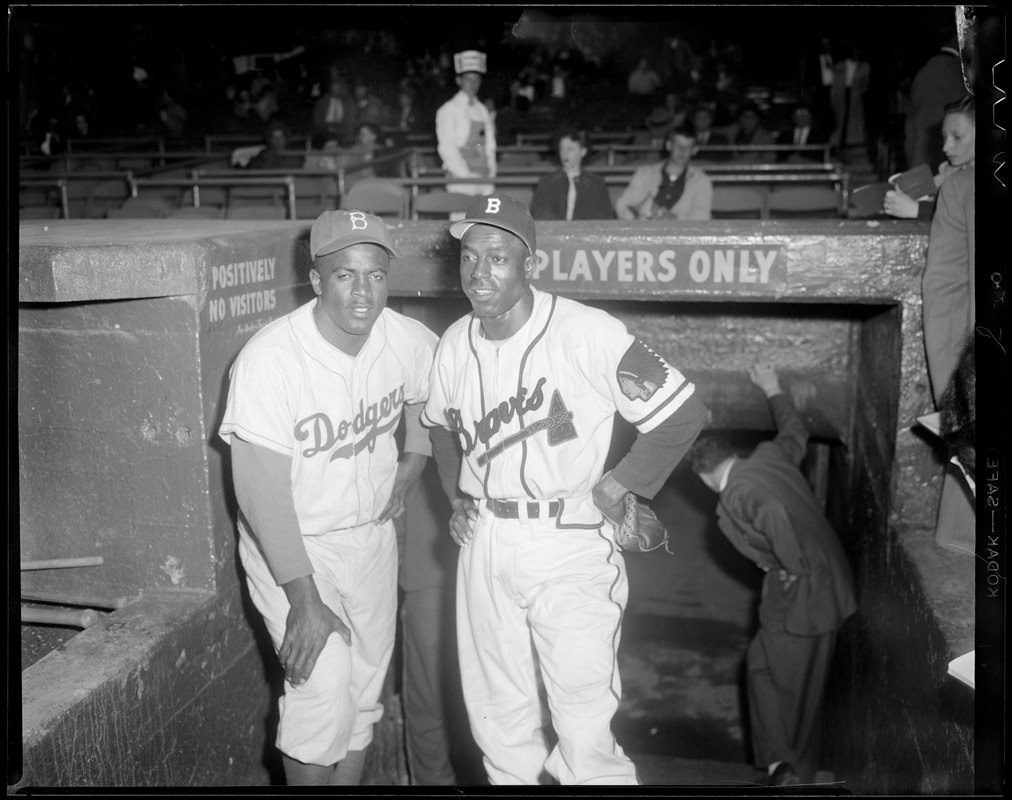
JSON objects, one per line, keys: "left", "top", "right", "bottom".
{"left": 768, "top": 185, "right": 842, "bottom": 219}
{"left": 107, "top": 195, "right": 174, "bottom": 219}
{"left": 339, "top": 179, "right": 410, "bottom": 219}
{"left": 226, "top": 204, "right": 288, "bottom": 220}
{"left": 20, "top": 206, "right": 61, "bottom": 220}
{"left": 295, "top": 176, "right": 338, "bottom": 219}
{"left": 413, "top": 190, "right": 474, "bottom": 219}
{"left": 170, "top": 206, "right": 224, "bottom": 219}
{"left": 711, "top": 186, "right": 766, "bottom": 220}
{"left": 87, "top": 179, "right": 131, "bottom": 219}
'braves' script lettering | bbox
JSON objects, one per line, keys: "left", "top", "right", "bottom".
{"left": 295, "top": 385, "right": 405, "bottom": 461}
{"left": 447, "top": 377, "right": 547, "bottom": 455}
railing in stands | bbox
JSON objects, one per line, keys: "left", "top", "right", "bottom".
{"left": 20, "top": 147, "right": 847, "bottom": 220}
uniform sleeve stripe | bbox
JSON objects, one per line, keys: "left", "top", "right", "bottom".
{"left": 629, "top": 378, "right": 693, "bottom": 428}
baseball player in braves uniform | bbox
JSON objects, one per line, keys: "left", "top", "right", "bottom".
{"left": 219, "top": 210, "right": 437, "bottom": 785}
{"left": 422, "top": 193, "right": 708, "bottom": 785}
{"left": 435, "top": 50, "right": 497, "bottom": 198}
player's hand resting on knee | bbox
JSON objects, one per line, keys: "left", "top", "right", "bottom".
{"left": 449, "top": 498, "right": 479, "bottom": 546}
{"left": 279, "top": 575, "right": 352, "bottom": 686}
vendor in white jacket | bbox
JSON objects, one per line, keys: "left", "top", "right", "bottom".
{"left": 435, "top": 50, "right": 497, "bottom": 197}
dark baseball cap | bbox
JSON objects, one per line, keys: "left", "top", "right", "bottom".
{"left": 449, "top": 193, "right": 536, "bottom": 255}
{"left": 310, "top": 210, "right": 397, "bottom": 259}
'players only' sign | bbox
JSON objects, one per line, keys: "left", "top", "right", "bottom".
{"left": 531, "top": 244, "right": 787, "bottom": 293}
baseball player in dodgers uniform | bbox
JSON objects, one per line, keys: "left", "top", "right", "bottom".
{"left": 219, "top": 210, "right": 437, "bottom": 785}
{"left": 422, "top": 193, "right": 708, "bottom": 784}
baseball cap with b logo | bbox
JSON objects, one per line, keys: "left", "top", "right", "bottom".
{"left": 310, "top": 210, "right": 397, "bottom": 259}
{"left": 449, "top": 193, "right": 536, "bottom": 255}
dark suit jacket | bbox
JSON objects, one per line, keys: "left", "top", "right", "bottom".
{"left": 776, "top": 126, "right": 829, "bottom": 161}
{"left": 529, "top": 170, "right": 615, "bottom": 221}
{"left": 717, "top": 393, "right": 857, "bottom": 636}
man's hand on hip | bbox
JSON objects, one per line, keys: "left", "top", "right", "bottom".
{"left": 279, "top": 575, "right": 351, "bottom": 687}
{"left": 449, "top": 498, "right": 478, "bottom": 546}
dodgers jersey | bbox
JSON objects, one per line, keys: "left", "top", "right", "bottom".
{"left": 423, "top": 286, "right": 696, "bottom": 502}
{"left": 220, "top": 299, "right": 438, "bottom": 535}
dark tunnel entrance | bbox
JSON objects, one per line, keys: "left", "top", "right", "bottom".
{"left": 19, "top": 220, "right": 975, "bottom": 791}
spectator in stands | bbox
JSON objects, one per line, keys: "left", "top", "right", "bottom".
{"left": 313, "top": 79, "right": 350, "bottom": 143}
{"left": 435, "top": 50, "right": 496, "bottom": 198}
{"left": 529, "top": 129, "right": 615, "bottom": 221}
{"left": 729, "top": 103, "right": 778, "bottom": 164}
{"left": 550, "top": 63, "right": 568, "bottom": 104}
{"left": 627, "top": 57, "right": 662, "bottom": 100}
{"left": 632, "top": 107, "right": 678, "bottom": 158}
{"left": 638, "top": 91, "right": 686, "bottom": 148}
{"left": 805, "top": 35, "right": 837, "bottom": 134}
{"left": 885, "top": 95, "right": 974, "bottom": 220}
{"left": 905, "top": 32, "right": 966, "bottom": 171}
{"left": 829, "top": 41, "right": 871, "bottom": 159}
{"left": 690, "top": 105, "right": 728, "bottom": 157}
{"left": 230, "top": 79, "right": 255, "bottom": 123}
{"left": 158, "top": 90, "right": 188, "bottom": 139}
{"left": 662, "top": 36, "right": 696, "bottom": 91}
{"left": 73, "top": 111, "right": 92, "bottom": 140}
{"left": 341, "top": 122, "right": 400, "bottom": 187}
{"left": 349, "top": 80, "right": 391, "bottom": 130}
{"left": 305, "top": 134, "right": 341, "bottom": 172}
{"left": 38, "top": 114, "right": 65, "bottom": 156}
{"left": 615, "top": 121, "right": 713, "bottom": 221}
{"left": 395, "top": 88, "right": 420, "bottom": 134}
{"left": 777, "top": 103, "right": 829, "bottom": 162}
{"left": 248, "top": 121, "right": 303, "bottom": 170}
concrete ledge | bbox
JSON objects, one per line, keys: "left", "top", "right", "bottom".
{"left": 18, "top": 588, "right": 275, "bottom": 787}
{"left": 895, "top": 524, "right": 975, "bottom": 659}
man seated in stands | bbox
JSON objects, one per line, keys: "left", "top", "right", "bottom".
{"left": 249, "top": 121, "right": 304, "bottom": 170}
{"left": 689, "top": 105, "right": 728, "bottom": 162}
{"left": 777, "top": 103, "right": 829, "bottom": 162}
{"left": 729, "top": 103, "right": 777, "bottom": 164}
{"left": 615, "top": 121, "right": 713, "bottom": 221}
{"left": 529, "top": 129, "right": 615, "bottom": 221}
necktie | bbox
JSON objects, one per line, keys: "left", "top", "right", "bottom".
{"left": 565, "top": 175, "right": 577, "bottom": 221}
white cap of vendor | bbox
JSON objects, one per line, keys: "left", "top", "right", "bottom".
{"left": 454, "top": 50, "right": 487, "bottom": 75}
{"left": 450, "top": 193, "right": 536, "bottom": 255}
{"left": 310, "top": 209, "right": 397, "bottom": 259}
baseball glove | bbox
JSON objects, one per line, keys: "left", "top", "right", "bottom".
{"left": 595, "top": 488, "right": 671, "bottom": 554}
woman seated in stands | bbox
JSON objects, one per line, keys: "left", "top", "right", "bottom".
{"left": 884, "top": 95, "right": 974, "bottom": 220}
{"left": 529, "top": 129, "right": 615, "bottom": 221}
{"left": 728, "top": 103, "right": 777, "bottom": 163}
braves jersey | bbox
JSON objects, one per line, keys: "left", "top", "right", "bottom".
{"left": 422, "top": 286, "right": 697, "bottom": 503}
{"left": 220, "top": 300, "right": 438, "bottom": 536}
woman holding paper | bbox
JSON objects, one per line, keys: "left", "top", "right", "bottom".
{"left": 884, "top": 95, "right": 974, "bottom": 219}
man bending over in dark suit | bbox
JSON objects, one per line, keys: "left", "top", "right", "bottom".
{"left": 686, "top": 361, "right": 857, "bottom": 787}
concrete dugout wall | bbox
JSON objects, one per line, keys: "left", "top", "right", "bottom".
{"left": 17, "top": 219, "right": 972, "bottom": 790}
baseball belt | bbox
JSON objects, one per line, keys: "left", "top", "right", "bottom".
{"left": 485, "top": 499, "right": 562, "bottom": 519}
